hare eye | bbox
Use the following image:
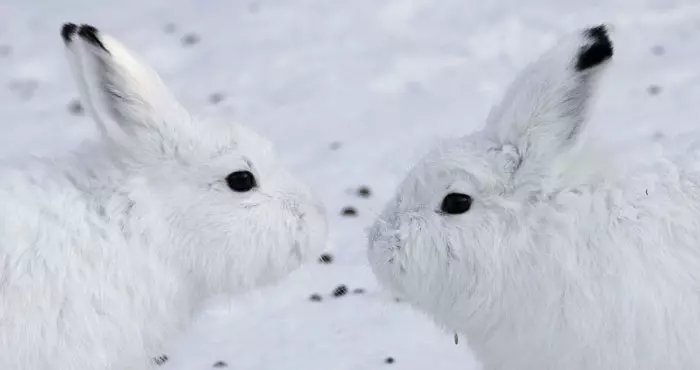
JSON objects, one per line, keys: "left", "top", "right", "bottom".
{"left": 440, "top": 193, "right": 473, "bottom": 215}
{"left": 225, "top": 170, "right": 257, "bottom": 192}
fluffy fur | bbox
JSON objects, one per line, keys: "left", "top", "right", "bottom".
{"left": 368, "top": 25, "right": 700, "bottom": 370}
{"left": 0, "top": 24, "right": 327, "bottom": 370}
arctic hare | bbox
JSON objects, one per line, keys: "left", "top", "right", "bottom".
{"left": 0, "top": 24, "right": 327, "bottom": 370}
{"left": 368, "top": 25, "right": 700, "bottom": 369}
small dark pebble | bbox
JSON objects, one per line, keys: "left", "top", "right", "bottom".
{"left": 181, "top": 33, "right": 201, "bottom": 46}
{"left": 329, "top": 141, "right": 342, "bottom": 150}
{"left": 651, "top": 45, "right": 665, "bottom": 55}
{"left": 309, "top": 293, "right": 322, "bottom": 301}
{"left": 213, "top": 361, "right": 229, "bottom": 368}
{"left": 385, "top": 357, "right": 395, "bottom": 364}
{"left": 332, "top": 285, "right": 348, "bottom": 297}
{"left": 648, "top": 85, "right": 661, "bottom": 95}
{"left": 154, "top": 355, "right": 169, "bottom": 365}
{"left": 318, "top": 253, "right": 333, "bottom": 264}
{"left": 352, "top": 288, "right": 365, "bottom": 294}
{"left": 164, "top": 23, "right": 177, "bottom": 34}
{"left": 209, "top": 92, "right": 225, "bottom": 105}
{"left": 357, "top": 186, "right": 372, "bottom": 198}
{"left": 68, "top": 99, "right": 84, "bottom": 116}
{"left": 341, "top": 206, "right": 357, "bottom": 217}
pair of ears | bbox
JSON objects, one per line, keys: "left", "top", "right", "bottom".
{"left": 61, "top": 24, "right": 613, "bottom": 165}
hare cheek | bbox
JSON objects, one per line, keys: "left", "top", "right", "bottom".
{"left": 368, "top": 220, "right": 408, "bottom": 291}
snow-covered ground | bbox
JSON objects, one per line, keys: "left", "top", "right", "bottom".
{"left": 2, "top": 0, "right": 700, "bottom": 368}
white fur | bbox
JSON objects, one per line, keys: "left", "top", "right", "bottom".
{"left": 368, "top": 25, "right": 700, "bottom": 370}
{"left": 0, "top": 24, "right": 327, "bottom": 370}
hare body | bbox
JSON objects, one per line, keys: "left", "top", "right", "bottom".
{"left": 369, "top": 26, "right": 700, "bottom": 370}
{"left": 0, "top": 147, "right": 193, "bottom": 369}
{"left": 0, "top": 24, "right": 327, "bottom": 370}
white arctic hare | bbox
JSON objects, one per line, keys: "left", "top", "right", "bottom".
{"left": 0, "top": 24, "right": 327, "bottom": 370}
{"left": 368, "top": 25, "right": 700, "bottom": 370}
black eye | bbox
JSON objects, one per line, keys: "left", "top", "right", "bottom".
{"left": 225, "top": 170, "right": 257, "bottom": 192}
{"left": 440, "top": 193, "right": 473, "bottom": 215}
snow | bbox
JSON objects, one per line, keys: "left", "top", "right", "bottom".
{"left": 2, "top": 0, "right": 700, "bottom": 368}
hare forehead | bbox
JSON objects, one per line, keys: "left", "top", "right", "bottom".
{"left": 411, "top": 139, "right": 511, "bottom": 187}
{"left": 187, "top": 121, "right": 276, "bottom": 161}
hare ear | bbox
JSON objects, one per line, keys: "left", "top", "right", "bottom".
{"left": 61, "top": 23, "right": 190, "bottom": 153}
{"left": 483, "top": 25, "right": 613, "bottom": 166}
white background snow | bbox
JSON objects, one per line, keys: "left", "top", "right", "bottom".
{"left": 2, "top": 0, "right": 700, "bottom": 369}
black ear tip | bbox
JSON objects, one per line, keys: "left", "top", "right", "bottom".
{"left": 77, "top": 24, "right": 109, "bottom": 53}
{"left": 61, "top": 23, "right": 78, "bottom": 43}
{"left": 575, "top": 24, "right": 614, "bottom": 71}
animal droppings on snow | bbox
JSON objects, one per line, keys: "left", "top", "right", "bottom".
{"left": 208, "top": 92, "right": 226, "bottom": 105}
{"left": 357, "top": 186, "right": 372, "bottom": 198}
{"left": 385, "top": 357, "right": 395, "bottom": 364}
{"left": 309, "top": 293, "right": 323, "bottom": 302}
{"left": 154, "top": 355, "right": 169, "bottom": 365}
{"left": 332, "top": 285, "right": 348, "bottom": 297}
{"left": 341, "top": 206, "right": 357, "bottom": 217}
{"left": 318, "top": 253, "right": 333, "bottom": 264}
{"left": 181, "top": 33, "right": 200, "bottom": 46}
{"left": 68, "top": 99, "right": 84, "bottom": 116}
{"left": 213, "top": 360, "right": 229, "bottom": 368}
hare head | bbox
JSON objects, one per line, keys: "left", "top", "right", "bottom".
{"left": 62, "top": 24, "right": 328, "bottom": 295}
{"left": 368, "top": 26, "right": 614, "bottom": 333}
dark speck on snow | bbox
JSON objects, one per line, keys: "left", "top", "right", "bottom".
{"left": 385, "top": 357, "right": 395, "bottom": 364}
{"left": 213, "top": 361, "right": 229, "bottom": 368}
{"left": 341, "top": 206, "right": 357, "bottom": 217}
{"left": 357, "top": 186, "right": 372, "bottom": 198}
{"left": 209, "top": 92, "right": 225, "bottom": 104}
{"left": 181, "top": 33, "right": 200, "bottom": 46}
{"left": 333, "top": 285, "right": 348, "bottom": 297}
{"left": 68, "top": 99, "right": 84, "bottom": 116}
{"left": 318, "top": 253, "right": 333, "bottom": 264}
{"left": 309, "top": 293, "right": 322, "bottom": 302}
{"left": 154, "top": 355, "right": 168, "bottom": 365}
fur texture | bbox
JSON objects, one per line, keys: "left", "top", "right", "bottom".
{"left": 0, "top": 24, "right": 327, "bottom": 370}
{"left": 368, "top": 25, "right": 700, "bottom": 370}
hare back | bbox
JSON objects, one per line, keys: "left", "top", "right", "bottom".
{"left": 0, "top": 154, "right": 190, "bottom": 370}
